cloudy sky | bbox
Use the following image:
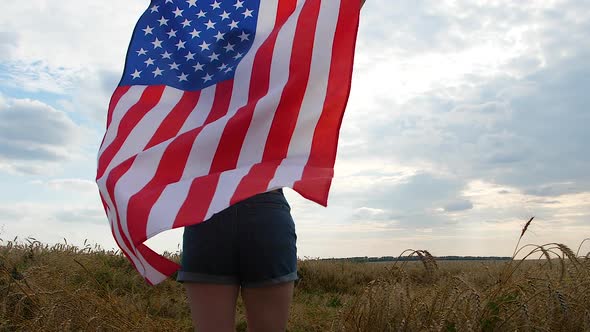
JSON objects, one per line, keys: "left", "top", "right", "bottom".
{"left": 1, "top": 0, "right": 589, "bottom": 259}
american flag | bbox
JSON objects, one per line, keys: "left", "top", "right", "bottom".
{"left": 96, "top": 0, "right": 361, "bottom": 285}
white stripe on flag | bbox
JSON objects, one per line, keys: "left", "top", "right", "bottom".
{"left": 226, "top": 0, "right": 280, "bottom": 117}
{"left": 269, "top": 0, "right": 341, "bottom": 189}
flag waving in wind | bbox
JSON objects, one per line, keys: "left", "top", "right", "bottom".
{"left": 96, "top": 0, "right": 361, "bottom": 285}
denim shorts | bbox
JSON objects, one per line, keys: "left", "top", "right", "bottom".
{"left": 177, "top": 189, "right": 298, "bottom": 288}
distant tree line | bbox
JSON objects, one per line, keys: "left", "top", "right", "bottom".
{"left": 320, "top": 256, "right": 512, "bottom": 263}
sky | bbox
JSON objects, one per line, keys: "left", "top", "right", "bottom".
{"left": 0, "top": 0, "right": 589, "bottom": 259}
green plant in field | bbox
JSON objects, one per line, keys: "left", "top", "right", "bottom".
{"left": 327, "top": 295, "right": 343, "bottom": 308}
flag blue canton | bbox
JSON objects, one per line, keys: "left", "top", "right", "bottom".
{"left": 121, "top": 0, "right": 260, "bottom": 91}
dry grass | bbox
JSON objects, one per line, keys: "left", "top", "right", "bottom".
{"left": 336, "top": 218, "right": 590, "bottom": 332}
{"left": 0, "top": 220, "right": 589, "bottom": 331}
{"left": 0, "top": 238, "right": 193, "bottom": 331}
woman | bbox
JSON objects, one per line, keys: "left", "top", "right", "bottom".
{"left": 177, "top": 1, "right": 366, "bottom": 331}
{"left": 177, "top": 189, "right": 297, "bottom": 331}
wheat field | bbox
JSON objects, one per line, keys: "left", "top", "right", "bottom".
{"left": 1, "top": 227, "right": 589, "bottom": 331}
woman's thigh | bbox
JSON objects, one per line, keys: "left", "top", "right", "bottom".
{"left": 184, "top": 283, "right": 240, "bottom": 332}
{"left": 240, "top": 281, "right": 294, "bottom": 332}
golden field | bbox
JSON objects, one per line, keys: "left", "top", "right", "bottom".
{"left": 0, "top": 231, "right": 589, "bottom": 331}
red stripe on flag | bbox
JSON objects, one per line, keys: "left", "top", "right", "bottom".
{"left": 98, "top": 192, "right": 109, "bottom": 213}
{"left": 137, "top": 244, "right": 180, "bottom": 285}
{"left": 145, "top": 90, "right": 201, "bottom": 150}
{"left": 230, "top": 161, "right": 281, "bottom": 205}
{"left": 98, "top": 86, "right": 132, "bottom": 159}
{"left": 293, "top": 0, "right": 361, "bottom": 206}
{"left": 205, "top": 79, "right": 234, "bottom": 124}
{"left": 173, "top": 173, "right": 221, "bottom": 228}
{"left": 106, "top": 86, "right": 131, "bottom": 129}
{"left": 276, "top": 0, "right": 295, "bottom": 19}
{"left": 262, "top": 0, "right": 320, "bottom": 162}
{"left": 126, "top": 128, "right": 203, "bottom": 244}
{"left": 210, "top": 1, "right": 296, "bottom": 175}
{"left": 97, "top": 86, "right": 166, "bottom": 179}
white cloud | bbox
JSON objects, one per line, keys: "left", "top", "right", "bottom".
{"left": 0, "top": 30, "right": 17, "bottom": 60}
{"left": 1, "top": 61, "right": 83, "bottom": 94}
{"left": 0, "top": 1, "right": 146, "bottom": 71}
{"left": 0, "top": 202, "right": 115, "bottom": 248}
{"left": 39, "top": 179, "right": 97, "bottom": 193}
{"left": 0, "top": 1, "right": 144, "bottom": 116}
{"left": 443, "top": 200, "right": 474, "bottom": 212}
{"left": 0, "top": 97, "right": 93, "bottom": 174}
{"left": 352, "top": 207, "right": 394, "bottom": 221}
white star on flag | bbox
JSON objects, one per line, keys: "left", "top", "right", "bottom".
{"left": 175, "top": 40, "right": 186, "bottom": 50}
{"left": 130, "top": 69, "right": 141, "bottom": 79}
{"left": 199, "top": 41, "right": 211, "bottom": 51}
{"left": 167, "top": 29, "right": 177, "bottom": 38}
{"left": 157, "top": 16, "right": 169, "bottom": 26}
{"left": 178, "top": 72, "right": 189, "bottom": 82}
{"left": 205, "top": 20, "right": 216, "bottom": 30}
{"left": 220, "top": 11, "right": 231, "bottom": 20}
{"left": 228, "top": 20, "right": 239, "bottom": 30}
{"left": 185, "top": 51, "right": 196, "bottom": 61}
{"left": 214, "top": 31, "right": 225, "bottom": 41}
{"left": 142, "top": 26, "right": 154, "bottom": 35}
{"left": 189, "top": 29, "right": 201, "bottom": 39}
{"left": 193, "top": 62, "right": 204, "bottom": 71}
{"left": 223, "top": 43, "right": 235, "bottom": 52}
{"left": 243, "top": 9, "right": 254, "bottom": 18}
{"left": 152, "top": 67, "right": 164, "bottom": 77}
{"left": 202, "top": 73, "right": 213, "bottom": 82}
{"left": 151, "top": 38, "right": 163, "bottom": 49}
{"left": 173, "top": 7, "right": 183, "bottom": 17}
{"left": 209, "top": 52, "right": 220, "bottom": 61}
{"left": 238, "top": 31, "right": 249, "bottom": 41}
